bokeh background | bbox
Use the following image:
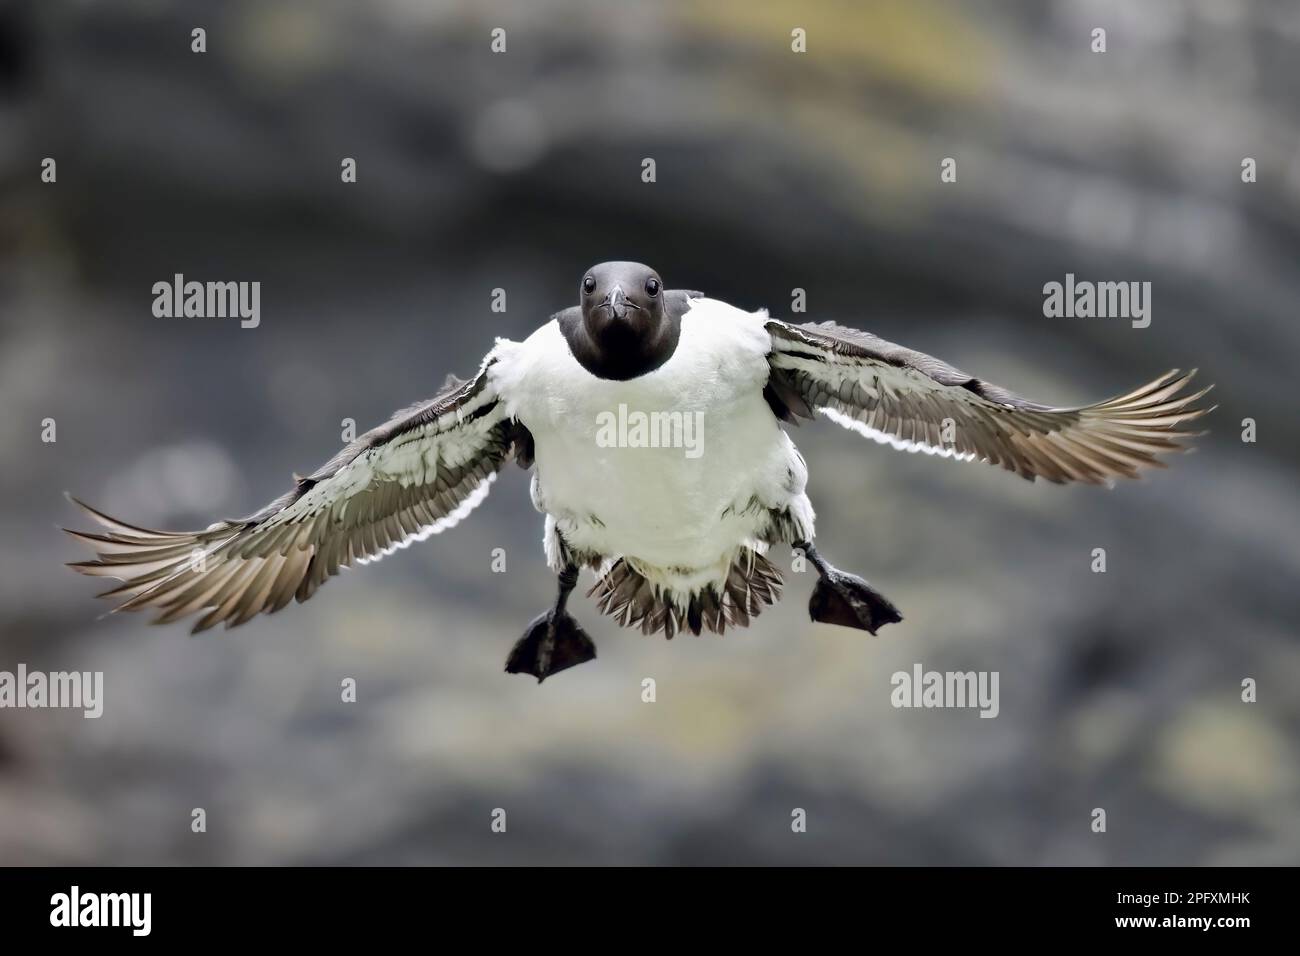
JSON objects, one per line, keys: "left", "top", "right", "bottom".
{"left": 1, "top": 0, "right": 1298, "bottom": 865}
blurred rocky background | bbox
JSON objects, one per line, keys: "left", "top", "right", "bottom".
{"left": 1, "top": 0, "right": 1297, "bottom": 864}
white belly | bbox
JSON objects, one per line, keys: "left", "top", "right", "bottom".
{"left": 531, "top": 382, "right": 792, "bottom": 568}
{"left": 490, "top": 299, "right": 812, "bottom": 579}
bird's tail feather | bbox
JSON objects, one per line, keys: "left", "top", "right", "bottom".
{"left": 588, "top": 547, "right": 783, "bottom": 638}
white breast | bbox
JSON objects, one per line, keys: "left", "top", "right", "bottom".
{"left": 491, "top": 298, "right": 809, "bottom": 578}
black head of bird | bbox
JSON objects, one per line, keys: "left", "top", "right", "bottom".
{"left": 571, "top": 260, "right": 676, "bottom": 380}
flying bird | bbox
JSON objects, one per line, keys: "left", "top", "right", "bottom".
{"left": 66, "top": 261, "right": 1212, "bottom": 681}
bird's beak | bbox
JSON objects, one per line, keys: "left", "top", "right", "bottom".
{"left": 601, "top": 284, "right": 639, "bottom": 320}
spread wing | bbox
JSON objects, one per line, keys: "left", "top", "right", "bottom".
{"left": 66, "top": 359, "right": 531, "bottom": 632}
{"left": 765, "top": 319, "right": 1213, "bottom": 485}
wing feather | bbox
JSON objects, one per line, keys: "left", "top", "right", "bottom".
{"left": 66, "top": 356, "right": 532, "bottom": 631}
{"left": 767, "top": 319, "right": 1212, "bottom": 485}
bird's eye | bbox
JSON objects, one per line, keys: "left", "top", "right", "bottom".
{"left": 645, "top": 277, "right": 660, "bottom": 297}
{"left": 583, "top": 276, "right": 596, "bottom": 295}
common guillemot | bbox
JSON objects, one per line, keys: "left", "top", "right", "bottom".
{"left": 66, "top": 261, "right": 1212, "bottom": 682}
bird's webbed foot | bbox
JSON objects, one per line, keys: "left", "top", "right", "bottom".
{"left": 797, "top": 542, "right": 903, "bottom": 635}
{"left": 505, "top": 565, "right": 597, "bottom": 682}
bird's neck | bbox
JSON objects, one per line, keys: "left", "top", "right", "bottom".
{"left": 563, "top": 313, "right": 680, "bottom": 381}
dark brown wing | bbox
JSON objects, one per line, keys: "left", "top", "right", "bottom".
{"left": 766, "top": 319, "right": 1213, "bottom": 485}
{"left": 66, "top": 361, "right": 530, "bottom": 632}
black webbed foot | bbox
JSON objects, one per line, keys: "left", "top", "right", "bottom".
{"left": 798, "top": 541, "right": 903, "bottom": 635}
{"left": 505, "top": 608, "right": 595, "bottom": 682}
{"left": 808, "top": 569, "right": 903, "bottom": 634}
